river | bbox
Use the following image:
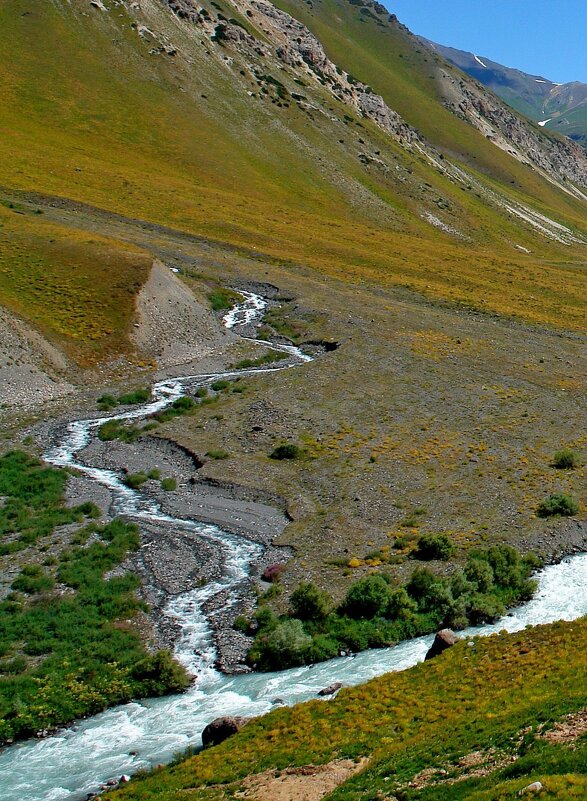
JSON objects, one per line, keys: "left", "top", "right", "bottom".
{"left": 1, "top": 292, "right": 586, "bottom": 801}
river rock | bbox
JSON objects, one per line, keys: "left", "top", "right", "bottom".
{"left": 317, "top": 682, "right": 343, "bottom": 696}
{"left": 201, "top": 716, "right": 250, "bottom": 747}
{"left": 425, "top": 629, "right": 460, "bottom": 661}
{"left": 520, "top": 782, "right": 544, "bottom": 795}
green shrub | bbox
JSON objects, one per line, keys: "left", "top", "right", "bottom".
{"left": 342, "top": 574, "right": 392, "bottom": 619}
{"left": 233, "top": 615, "right": 252, "bottom": 633}
{"left": 464, "top": 558, "right": 494, "bottom": 593}
{"left": 253, "top": 619, "right": 311, "bottom": 669}
{"left": 172, "top": 396, "right": 195, "bottom": 412}
{"left": 205, "top": 450, "right": 230, "bottom": 460}
{"left": 415, "top": 533, "right": 454, "bottom": 561}
{"left": 11, "top": 565, "right": 55, "bottom": 595}
{"left": 147, "top": 469, "right": 161, "bottom": 480}
{"left": 269, "top": 443, "right": 302, "bottom": 460}
{"left": 386, "top": 587, "right": 417, "bottom": 620}
{"left": 290, "top": 582, "right": 333, "bottom": 621}
{"left": 130, "top": 650, "right": 190, "bottom": 696}
{"left": 211, "top": 379, "right": 230, "bottom": 392}
{"left": 0, "top": 656, "right": 27, "bottom": 675}
{"left": 552, "top": 448, "right": 579, "bottom": 469}
{"left": 97, "top": 393, "right": 117, "bottom": 410}
{"left": 124, "top": 472, "right": 148, "bottom": 489}
{"left": 537, "top": 493, "right": 579, "bottom": 517}
{"left": 117, "top": 387, "right": 151, "bottom": 405}
{"left": 97, "top": 420, "right": 141, "bottom": 443}
{"left": 231, "top": 351, "right": 288, "bottom": 370}
{"left": 161, "top": 477, "right": 177, "bottom": 491}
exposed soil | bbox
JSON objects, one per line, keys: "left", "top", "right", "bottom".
{"left": 234, "top": 758, "right": 369, "bottom": 801}
{"left": 0, "top": 305, "right": 75, "bottom": 411}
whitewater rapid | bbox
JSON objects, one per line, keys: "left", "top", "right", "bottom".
{"left": 1, "top": 292, "right": 586, "bottom": 801}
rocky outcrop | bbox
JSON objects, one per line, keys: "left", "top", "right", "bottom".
{"left": 520, "top": 782, "right": 544, "bottom": 795}
{"left": 425, "top": 629, "right": 460, "bottom": 661}
{"left": 232, "top": 0, "right": 418, "bottom": 145}
{"left": 317, "top": 682, "right": 343, "bottom": 696}
{"left": 201, "top": 716, "right": 250, "bottom": 747}
{"left": 435, "top": 66, "right": 587, "bottom": 193}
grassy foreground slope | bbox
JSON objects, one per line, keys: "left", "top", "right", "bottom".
{"left": 1, "top": 0, "right": 587, "bottom": 364}
{"left": 107, "top": 617, "right": 587, "bottom": 800}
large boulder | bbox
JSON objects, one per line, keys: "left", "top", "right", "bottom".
{"left": 317, "top": 682, "right": 343, "bottom": 697}
{"left": 520, "top": 782, "right": 544, "bottom": 795}
{"left": 425, "top": 629, "right": 460, "bottom": 661}
{"left": 201, "top": 716, "right": 250, "bottom": 748}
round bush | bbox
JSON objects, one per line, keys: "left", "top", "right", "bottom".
{"left": 537, "top": 493, "right": 579, "bottom": 518}
{"left": 342, "top": 575, "right": 391, "bottom": 619}
{"left": 552, "top": 449, "right": 579, "bottom": 469}
{"left": 290, "top": 582, "right": 332, "bottom": 621}
{"left": 269, "top": 444, "right": 302, "bottom": 460}
{"left": 415, "top": 533, "right": 454, "bottom": 561}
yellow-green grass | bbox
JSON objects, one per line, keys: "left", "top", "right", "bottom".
{"left": 0, "top": 206, "right": 151, "bottom": 365}
{"left": 1, "top": 0, "right": 587, "bottom": 345}
{"left": 106, "top": 617, "right": 587, "bottom": 800}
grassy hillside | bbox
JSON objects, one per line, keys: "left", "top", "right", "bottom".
{"left": 107, "top": 617, "right": 587, "bottom": 800}
{"left": 0, "top": 203, "right": 151, "bottom": 365}
{"left": 1, "top": 0, "right": 587, "bottom": 367}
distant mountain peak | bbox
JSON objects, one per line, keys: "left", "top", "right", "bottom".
{"left": 423, "top": 38, "right": 587, "bottom": 145}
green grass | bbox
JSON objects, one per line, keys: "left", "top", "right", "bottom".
{"left": 0, "top": 206, "right": 151, "bottom": 366}
{"left": 208, "top": 287, "right": 244, "bottom": 312}
{"left": 0, "top": 451, "right": 100, "bottom": 555}
{"left": 0, "top": 453, "right": 190, "bottom": 744}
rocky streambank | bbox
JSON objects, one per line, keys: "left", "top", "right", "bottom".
{"left": 68, "top": 431, "right": 293, "bottom": 672}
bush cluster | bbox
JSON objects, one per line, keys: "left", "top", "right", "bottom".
{"left": 537, "top": 493, "right": 579, "bottom": 518}
{"left": 97, "top": 387, "right": 151, "bottom": 410}
{"left": 247, "top": 544, "right": 539, "bottom": 671}
{"left": 269, "top": 443, "right": 303, "bottom": 460}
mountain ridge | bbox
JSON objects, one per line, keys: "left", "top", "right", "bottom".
{"left": 423, "top": 37, "right": 587, "bottom": 146}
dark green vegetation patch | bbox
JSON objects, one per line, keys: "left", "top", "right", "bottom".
{"left": 0, "top": 452, "right": 189, "bottom": 744}
{"left": 247, "top": 544, "right": 539, "bottom": 670}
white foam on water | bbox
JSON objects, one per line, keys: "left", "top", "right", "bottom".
{"left": 1, "top": 294, "right": 586, "bottom": 800}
